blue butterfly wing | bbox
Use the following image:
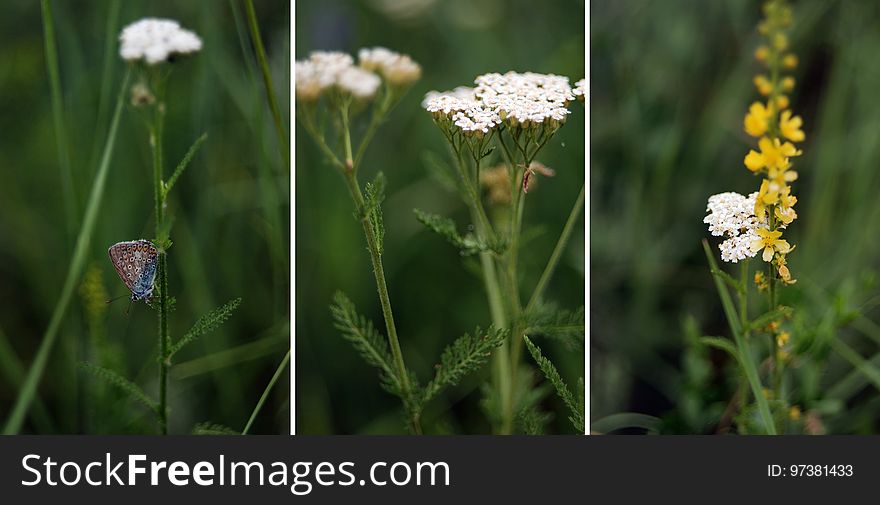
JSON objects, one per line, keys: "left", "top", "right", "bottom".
{"left": 109, "top": 240, "right": 158, "bottom": 300}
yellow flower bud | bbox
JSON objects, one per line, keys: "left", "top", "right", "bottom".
{"left": 773, "top": 33, "right": 788, "bottom": 51}
{"left": 783, "top": 54, "right": 798, "bottom": 69}
{"left": 753, "top": 74, "right": 773, "bottom": 95}
{"left": 781, "top": 76, "right": 795, "bottom": 91}
{"left": 755, "top": 45, "right": 770, "bottom": 62}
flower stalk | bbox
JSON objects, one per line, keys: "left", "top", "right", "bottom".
{"left": 704, "top": 0, "right": 804, "bottom": 433}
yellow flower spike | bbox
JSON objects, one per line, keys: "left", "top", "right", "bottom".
{"left": 745, "top": 150, "right": 765, "bottom": 172}
{"left": 783, "top": 54, "right": 798, "bottom": 69}
{"left": 775, "top": 186, "right": 798, "bottom": 225}
{"left": 745, "top": 136, "right": 802, "bottom": 173}
{"left": 750, "top": 227, "right": 791, "bottom": 262}
{"left": 779, "top": 110, "right": 805, "bottom": 142}
{"left": 755, "top": 45, "right": 770, "bottom": 62}
{"left": 789, "top": 406, "right": 802, "bottom": 421}
{"left": 775, "top": 94, "right": 790, "bottom": 110}
{"left": 754, "top": 179, "right": 772, "bottom": 218}
{"left": 777, "top": 331, "right": 791, "bottom": 347}
{"left": 776, "top": 253, "right": 797, "bottom": 284}
{"left": 781, "top": 76, "right": 796, "bottom": 91}
{"left": 744, "top": 101, "right": 772, "bottom": 137}
{"left": 754, "top": 271, "right": 769, "bottom": 292}
{"left": 753, "top": 74, "right": 773, "bottom": 96}
{"left": 773, "top": 32, "right": 789, "bottom": 51}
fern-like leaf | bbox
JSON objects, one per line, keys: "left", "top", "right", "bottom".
{"left": 192, "top": 422, "right": 239, "bottom": 435}
{"left": 414, "top": 209, "right": 490, "bottom": 256}
{"left": 518, "top": 406, "right": 553, "bottom": 435}
{"left": 78, "top": 362, "right": 158, "bottom": 412}
{"left": 523, "top": 304, "right": 585, "bottom": 349}
{"left": 167, "top": 297, "right": 242, "bottom": 361}
{"left": 422, "top": 326, "right": 507, "bottom": 405}
{"left": 523, "top": 336, "right": 585, "bottom": 433}
{"left": 329, "top": 292, "right": 402, "bottom": 395}
{"left": 364, "top": 172, "right": 386, "bottom": 254}
{"left": 164, "top": 132, "right": 208, "bottom": 196}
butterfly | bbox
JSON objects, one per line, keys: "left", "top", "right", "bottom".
{"left": 108, "top": 240, "right": 158, "bottom": 302}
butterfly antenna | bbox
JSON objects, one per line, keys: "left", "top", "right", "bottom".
{"left": 106, "top": 293, "right": 129, "bottom": 304}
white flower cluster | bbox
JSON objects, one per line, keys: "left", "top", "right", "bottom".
{"left": 296, "top": 48, "right": 420, "bottom": 101}
{"left": 422, "top": 86, "right": 476, "bottom": 113}
{"left": 119, "top": 18, "right": 202, "bottom": 65}
{"left": 474, "top": 72, "right": 575, "bottom": 125}
{"left": 423, "top": 71, "right": 578, "bottom": 134}
{"left": 704, "top": 191, "right": 764, "bottom": 262}
{"left": 573, "top": 78, "right": 586, "bottom": 99}
{"left": 358, "top": 47, "right": 421, "bottom": 86}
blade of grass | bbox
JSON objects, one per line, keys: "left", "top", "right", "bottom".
{"left": 172, "top": 330, "right": 288, "bottom": 379}
{"left": 242, "top": 350, "right": 289, "bottom": 435}
{"left": 703, "top": 240, "right": 776, "bottom": 434}
{"left": 0, "top": 326, "right": 55, "bottom": 432}
{"left": 830, "top": 338, "right": 880, "bottom": 394}
{"left": 40, "top": 0, "right": 77, "bottom": 237}
{"left": 526, "top": 183, "right": 585, "bottom": 313}
{"left": 88, "top": 0, "right": 121, "bottom": 174}
{"left": 3, "top": 70, "right": 130, "bottom": 435}
{"left": 591, "top": 413, "right": 661, "bottom": 434}
{"left": 243, "top": 0, "right": 289, "bottom": 170}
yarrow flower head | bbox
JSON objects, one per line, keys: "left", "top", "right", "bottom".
{"left": 573, "top": 78, "right": 587, "bottom": 101}
{"left": 358, "top": 47, "right": 421, "bottom": 86}
{"left": 474, "top": 71, "right": 574, "bottom": 127}
{"left": 423, "top": 71, "right": 579, "bottom": 137}
{"left": 295, "top": 48, "right": 420, "bottom": 102}
{"left": 119, "top": 18, "right": 202, "bottom": 65}
{"left": 704, "top": 192, "right": 767, "bottom": 263}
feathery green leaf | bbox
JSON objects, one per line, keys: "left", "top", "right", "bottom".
{"left": 192, "top": 422, "right": 239, "bottom": 435}
{"left": 78, "top": 362, "right": 158, "bottom": 413}
{"left": 329, "top": 292, "right": 401, "bottom": 395}
{"left": 364, "top": 172, "right": 386, "bottom": 254}
{"left": 518, "top": 406, "right": 553, "bottom": 435}
{"left": 164, "top": 132, "right": 207, "bottom": 196}
{"left": 167, "top": 297, "right": 242, "bottom": 360}
{"left": 523, "top": 304, "right": 585, "bottom": 349}
{"left": 414, "top": 209, "right": 490, "bottom": 256}
{"left": 422, "top": 326, "right": 507, "bottom": 405}
{"left": 523, "top": 336, "right": 584, "bottom": 432}
{"left": 700, "top": 336, "right": 741, "bottom": 362}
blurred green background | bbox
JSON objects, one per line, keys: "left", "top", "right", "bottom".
{"left": 295, "top": 0, "right": 585, "bottom": 433}
{"left": 0, "top": 0, "right": 289, "bottom": 434}
{"left": 592, "top": 0, "right": 880, "bottom": 433}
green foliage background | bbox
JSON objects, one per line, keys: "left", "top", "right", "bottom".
{"left": 592, "top": 0, "right": 880, "bottom": 434}
{"left": 0, "top": 0, "right": 289, "bottom": 434}
{"left": 295, "top": 0, "right": 586, "bottom": 434}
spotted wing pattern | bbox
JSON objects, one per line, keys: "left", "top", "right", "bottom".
{"left": 108, "top": 240, "right": 158, "bottom": 301}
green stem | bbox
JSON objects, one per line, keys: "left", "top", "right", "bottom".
{"left": 344, "top": 172, "right": 420, "bottom": 434}
{"left": 242, "top": 350, "right": 290, "bottom": 434}
{"left": 152, "top": 96, "right": 169, "bottom": 435}
{"left": 526, "top": 183, "right": 585, "bottom": 313}
{"left": 340, "top": 107, "right": 420, "bottom": 434}
{"left": 243, "top": 0, "right": 289, "bottom": 170}
{"left": 2, "top": 70, "right": 130, "bottom": 434}
{"left": 739, "top": 260, "right": 750, "bottom": 327}
{"left": 703, "top": 240, "right": 776, "bottom": 434}
{"left": 40, "top": 0, "right": 76, "bottom": 238}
